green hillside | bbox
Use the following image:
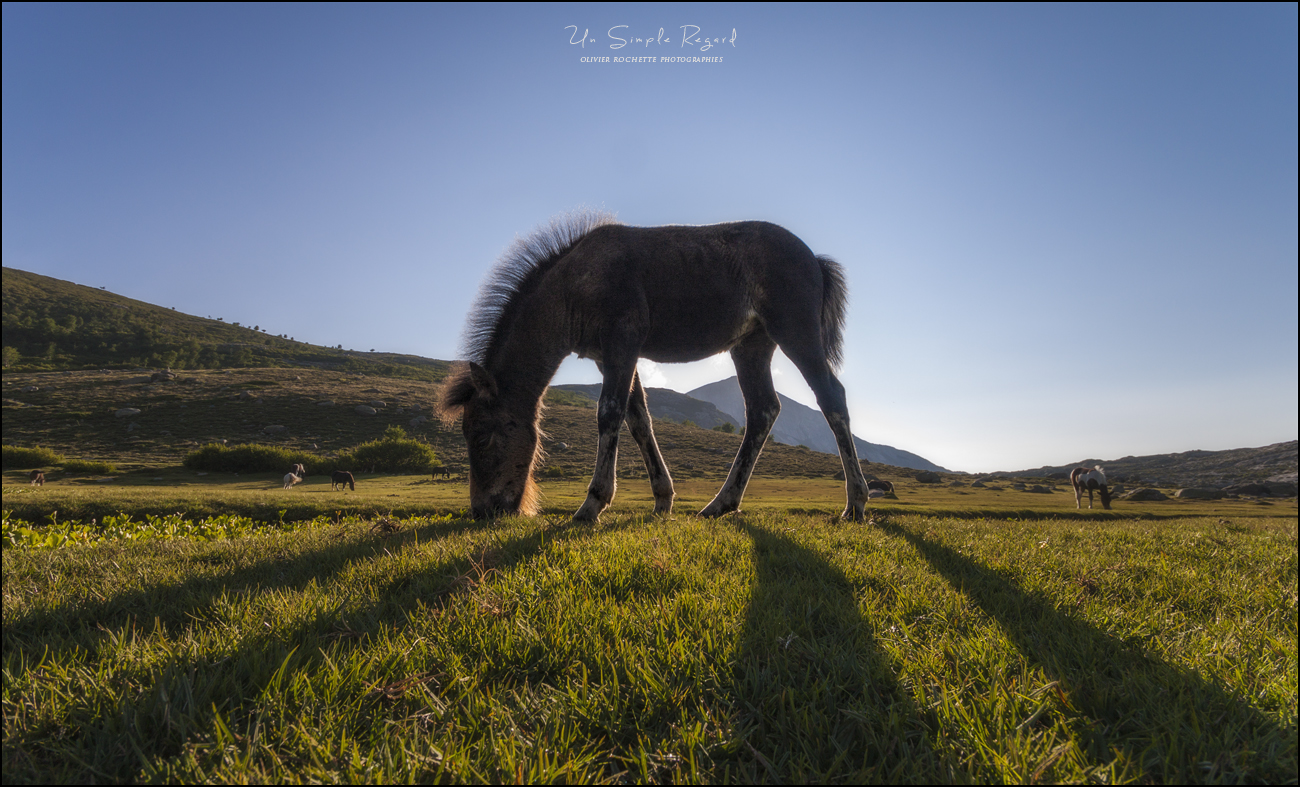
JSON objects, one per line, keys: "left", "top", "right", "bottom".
{"left": 1, "top": 267, "right": 451, "bottom": 381}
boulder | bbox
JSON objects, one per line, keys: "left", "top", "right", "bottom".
{"left": 1266, "top": 481, "right": 1297, "bottom": 497}
{"left": 969, "top": 481, "right": 986, "bottom": 488}
{"left": 368, "top": 400, "right": 386, "bottom": 408}
{"left": 1123, "top": 488, "right": 1168, "bottom": 501}
{"left": 915, "top": 471, "right": 941, "bottom": 484}
{"left": 1224, "top": 483, "right": 1273, "bottom": 497}
{"left": 115, "top": 408, "right": 141, "bottom": 418}
{"left": 948, "top": 480, "right": 964, "bottom": 487}
{"left": 355, "top": 405, "right": 377, "bottom": 416}
{"left": 316, "top": 400, "right": 335, "bottom": 406}
{"left": 1027, "top": 485, "right": 1052, "bottom": 494}
{"left": 263, "top": 425, "right": 287, "bottom": 434}
{"left": 1175, "top": 488, "right": 1223, "bottom": 499}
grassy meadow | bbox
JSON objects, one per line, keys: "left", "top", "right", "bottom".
{"left": 3, "top": 471, "right": 1297, "bottom": 783}
{"left": 4, "top": 366, "right": 1297, "bottom": 783}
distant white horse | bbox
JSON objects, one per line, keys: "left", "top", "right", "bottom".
{"left": 1071, "top": 466, "right": 1112, "bottom": 510}
{"left": 283, "top": 472, "right": 303, "bottom": 490}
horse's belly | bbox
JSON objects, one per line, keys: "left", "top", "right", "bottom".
{"left": 639, "top": 308, "right": 759, "bottom": 363}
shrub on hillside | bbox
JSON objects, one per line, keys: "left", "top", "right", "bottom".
{"left": 2, "top": 445, "right": 65, "bottom": 469}
{"left": 183, "top": 443, "right": 327, "bottom": 474}
{"left": 336, "top": 426, "right": 439, "bottom": 473}
{"left": 60, "top": 458, "right": 118, "bottom": 474}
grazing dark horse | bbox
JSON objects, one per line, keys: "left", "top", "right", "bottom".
{"left": 29, "top": 470, "right": 45, "bottom": 487}
{"left": 331, "top": 470, "right": 355, "bottom": 491}
{"left": 439, "top": 212, "right": 870, "bottom": 521}
{"left": 1071, "top": 466, "right": 1112, "bottom": 510}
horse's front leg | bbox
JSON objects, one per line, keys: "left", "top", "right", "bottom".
{"left": 624, "top": 370, "right": 675, "bottom": 514}
{"left": 573, "top": 358, "right": 638, "bottom": 522}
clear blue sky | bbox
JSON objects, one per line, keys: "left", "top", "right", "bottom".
{"left": 4, "top": 3, "right": 1296, "bottom": 472}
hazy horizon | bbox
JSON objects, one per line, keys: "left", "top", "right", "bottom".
{"left": 4, "top": 4, "right": 1296, "bottom": 473}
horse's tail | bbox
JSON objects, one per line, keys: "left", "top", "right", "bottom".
{"left": 816, "top": 255, "right": 848, "bottom": 370}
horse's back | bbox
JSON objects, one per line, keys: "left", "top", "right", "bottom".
{"left": 559, "top": 222, "right": 826, "bottom": 361}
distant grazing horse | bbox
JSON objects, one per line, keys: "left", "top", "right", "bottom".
{"left": 331, "top": 470, "right": 356, "bottom": 491}
{"left": 432, "top": 466, "right": 453, "bottom": 480}
{"left": 438, "top": 213, "right": 870, "bottom": 521}
{"left": 29, "top": 470, "right": 45, "bottom": 487}
{"left": 282, "top": 473, "right": 302, "bottom": 489}
{"left": 1071, "top": 466, "right": 1112, "bottom": 510}
{"left": 289, "top": 463, "right": 307, "bottom": 478}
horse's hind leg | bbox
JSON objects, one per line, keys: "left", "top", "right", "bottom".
{"left": 701, "top": 333, "right": 780, "bottom": 517}
{"left": 624, "top": 370, "right": 675, "bottom": 514}
{"left": 774, "top": 337, "right": 869, "bottom": 521}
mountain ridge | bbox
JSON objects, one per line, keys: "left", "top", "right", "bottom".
{"left": 994, "top": 441, "right": 1297, "bottom": 490}
{"left": 687, "top": 376, "right": 949, "bottom": 473}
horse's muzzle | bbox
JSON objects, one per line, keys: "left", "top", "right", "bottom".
{"left": 472, "top": 493, "right": 520, "bottom": 520}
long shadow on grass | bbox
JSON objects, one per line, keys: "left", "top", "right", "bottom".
{"left": 874, "top": 515, "right": 1297, "bottom": 783}
{"left": 3, "top": 515, "right": 484, "bottom": 662}
{"left": 724, "top": 520, "right": 947, "bottom": 782}
{"left": 3, "top": 515, "right": 627, "bottom": 783}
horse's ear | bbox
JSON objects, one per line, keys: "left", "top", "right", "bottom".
{"left": 468, "top": 362, "right": 499, "bottom": 399}
{"left": 436, "top": 362, "right": 499, "bottom": 424}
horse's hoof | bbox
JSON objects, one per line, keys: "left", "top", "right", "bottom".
{"left": 573, "top": 496, "right": 606, "bottom": 522}
{"left": 699, "top": 501, "right": 738, "bottom": 518}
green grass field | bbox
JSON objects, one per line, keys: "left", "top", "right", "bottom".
{"left": 3, "top": 475, "right": 1296, "bottom": 783}
{"left": 4, "top": 467, "right": 1295, "bottom": 524}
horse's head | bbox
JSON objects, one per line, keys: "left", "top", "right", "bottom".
{"left": 438, "top": 362, "right": 541, "bottom": 519}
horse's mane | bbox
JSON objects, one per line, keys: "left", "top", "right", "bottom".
{"left": 460, "top": 210, "right": 621, "bottom": 365}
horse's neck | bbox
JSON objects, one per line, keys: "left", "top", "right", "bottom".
{"left": 486, "top": 303, "right": 570, "bottom": 413}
